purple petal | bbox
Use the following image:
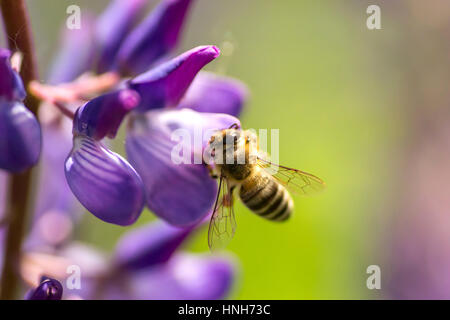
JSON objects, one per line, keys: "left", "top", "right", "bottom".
{"left": 47, "top": 14, "right": 96, "bottom": 84}
{"left": 128, "top": 46, "right": 220, "bottom": 112}
{"left": 114, "top": 220, "right": 193, "bottom": 271}
{"left": 128, "top": 253, "right": 236, "bottom": 300}
{"left": 73, "top": 89, "right": 140, "bottom": 140}
{"left": 125, "top": 108, "right": 239, "bottom": 227}
{"left": 25, "top": 277, "right": 63, "bottom": 300}
{"left": 178, "top": 72, "right": 249, "bottom": 117}
{"left": 26, "top": 123, "right": 81, "bottom": 250}
{"left": 65, "top": 135, "right": 145, "bottom": 226}
{"left": 95, "top": 0, "right": 148, "bottom": 73}
{"left": 0, "top": 48, "right": 26, "bottom": 101}
{"left": 117, "top": 0, "right": 194, "bottom": 75}
{"left": 0, "top": 101, "right": 42, "bottom": 173}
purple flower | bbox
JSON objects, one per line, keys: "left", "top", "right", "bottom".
{"left": 128, "top": 45, "right": 220, "bottom": 112}
{"left": 73, "top": 89, "right": 140, "bottom": 140}
{"left": 126, "top": 108, "right": 240, "bottom": 227}
{"left": 114, "top": 220, "right": 193, "bottom": 271}
{"left": 0, "top": 0, "right": 254, "bottom": 302}
{"left": 64, "top": 87, "right": 146, "bottom": 226}
{"left": 60, "top": 220, "right": 236, "bottom": 300}
{"left": 117, "top": 0, "right": 194, "bottom": 75}
{"left": 95, "top": 0, "right": 149, "bottom": 73}
{"left": 26, "top": 122, "right": 81, "bottom": 250}
{"left": 0, "top": 49, "right": 41, "bottom": 173}
{"left": 116, "top": 253, "right": 235, "bottom": 300}
{"left": 0, "top": 101, "right": 42, "bottom": 173}
{"left": 47, "top": 15, "right": 96, "bottom": 84}
{"left": 0, "top": 49, "right": 25, "bottom": 101}
{"left": 25, "top": 276, "right": 63, "bottom": 300}
{"left": 178, "top": 71, "right": 249, "bottom": 117}
{"left": 65, "top": 135, "right": 145, "bottom": 226}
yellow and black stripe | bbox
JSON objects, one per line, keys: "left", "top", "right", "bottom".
{"left": 239, "top": 171, "right": 293, "bottom": 222}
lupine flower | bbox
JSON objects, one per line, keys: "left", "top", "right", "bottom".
{"left": 0, "top": 49, "right": 41, "bottom": 173}
{"left": 63, "top": 44, "right": 222, "bottom": 226}
{"left": 26, "top": 121, "right": 81, "bottom": 250}
{"left": 73, "top": 89, "right": 141, "bottom": 140}
{"left": 65, "top": 90, "right": 145, "bottom": 226}
{"left": 25, "top": 276, "right": 63, "bottom": 300}
{"left": 118, "top": 0, "right": 194, "bottom": 75}
{"left": 126, "top": 109, "right": 240, "bottom": 227}
{"left": 65, "top": 138, "right": 145, "bottom": 226}
{"left": 49, "top": 0, "right": 247, "bottom": 229}
{"left": 0, "top": 49, "right": 26, "bottom": 101}
{"left": 25, "top": 10, "right": 101, "bottom": 248}
{"left": 128, "top": 45, "right": 220, "bottom": 111}
{"left": 0, "top": 0, "right": 249, "bottom": 301}
{"left": 60, "top": 220, "right": 236, "bottom": 299}
{"left": 177, "top": 71, "right": 249, "bottom": 117}
{"left": 47, "top": 15, "right": 96, "bottom": 85}
{"left": 19, "top": 220, "right": 236, "bottom": 300}
{"left": 95, "top": 0, "right": 149, "bottom": 73}
{"left": 113, "top": 220, "right": 193, "bottom": 270}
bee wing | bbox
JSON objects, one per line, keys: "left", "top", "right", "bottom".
{"left": 256, "top": 156, "right": 326, "bottom": 196}
{"left": 208, "top": 175, "right": 237, "bottom": 251}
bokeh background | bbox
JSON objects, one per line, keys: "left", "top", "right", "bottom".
{"left": 2, "top": 0, "right": 450, "bottom": 299}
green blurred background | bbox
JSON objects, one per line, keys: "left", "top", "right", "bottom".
{"left": 10, "top": 0, "right": 446, "bottom": 299}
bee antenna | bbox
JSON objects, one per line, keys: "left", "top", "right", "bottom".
{"left": 228, "top": 123, "right": 239, "bottom": 129}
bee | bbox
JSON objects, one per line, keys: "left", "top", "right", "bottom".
{"left": 205, "top": 124, "right": 326, "bottom": 250}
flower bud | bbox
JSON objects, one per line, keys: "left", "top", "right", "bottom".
{"left": 128, "top": 46, "right": 220, "bottom": 112}
{"left": 118, "top": 0, "right": 194, "bottom": 75}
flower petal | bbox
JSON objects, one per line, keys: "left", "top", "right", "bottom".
{"left": 25, "top": 277, "right": 63, "bottom": 300}
{"left": 128, "top": 253, "right": 236, "bottom": 300}
{"left": 126, "top": 108, "right": 239, "bottom": 227}
{"left": 117, "top": 0, "right": 194, "bottom": 75}
{"left": 26, "top": 122, "right": 82, "bottom": 250}
{"left": 95, "top": 0, "right": 148, "bottom": 73}
{"left": 114, "top": 220, "right": 193, "bottom": 271}
{"left": 47, "top": 14, "right": 96, "bottom": 84}
{"left": 0, "top": 101, "right": 41, "bottom": 173}
{"left": 128, "top": 46, "right": 220, "bottom": 112}
{"left": 73, "top": 89, "right": 140, "bottom": 140}
{"left": 0, "top": 48, "right": 26, "bottom": 101}
{"left": 178, "top": 71, "right": 249, "bottom": 117}
{"left": 65, "top": 135, "right": 144, "bottom": 226}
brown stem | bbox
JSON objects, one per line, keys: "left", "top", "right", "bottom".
{"left": 0, "top": 0, "right": 40, "bottom": 299}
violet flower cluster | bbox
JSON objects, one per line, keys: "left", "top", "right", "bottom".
{"left": 0, "top": 49, "right": 41, "bottom": 172}
{"left": 0, "top": 0, "right": 249, "bottom": 299}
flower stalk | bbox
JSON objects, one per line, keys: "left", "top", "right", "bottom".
{"left": 0, "top": 0, "right": 40, "bottom": 299}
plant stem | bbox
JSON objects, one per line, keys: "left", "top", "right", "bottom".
{"left": 0, "top": 0, "right": 40, "bottom": 299}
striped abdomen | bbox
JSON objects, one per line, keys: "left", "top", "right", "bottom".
{"left": 238, "top": 170, "right": 293, "bottom": 221}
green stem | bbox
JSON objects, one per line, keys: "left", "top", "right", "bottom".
{"left": 0, "top": 0, "right": 40, "bottom": 299}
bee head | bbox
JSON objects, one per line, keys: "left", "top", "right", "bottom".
{"left": 209, "top": 129, "right": 242, "bottom": 151}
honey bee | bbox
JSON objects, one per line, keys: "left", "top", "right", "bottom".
{"left": 205, "top": 124, "right": 326, "bottom": 250}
